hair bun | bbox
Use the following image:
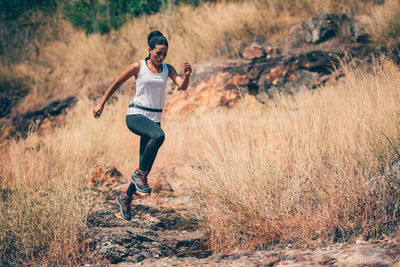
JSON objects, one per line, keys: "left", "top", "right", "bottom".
{"left": 147, "top": 30, "right": 168, "bottom": 49}
{"left": 148, "top": 31, "right": 164, "bottom": 43}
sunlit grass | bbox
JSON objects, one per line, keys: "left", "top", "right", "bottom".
{"left": 171, "top": 56, "right": 400, "bottom": 251}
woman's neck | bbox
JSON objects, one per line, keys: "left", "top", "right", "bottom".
{"left": 146, "top": 59, "right": 163, "bottom": 73}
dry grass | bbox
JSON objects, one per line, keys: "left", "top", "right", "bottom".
{"left": 362, "top": 0, "right": 400, "bottom": 47}
{"left": 169, "top": 56, "right": 400, "bottom": 251}
{"left": 0, "top": 95, "right": 136, "bottom": 264}
{"left": 1, "top": 55, "right": 399, "bottom": 263}
{"left": 1, "top": 0, "right": 400, "bottom": 263}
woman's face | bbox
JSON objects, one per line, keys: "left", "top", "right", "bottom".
{"left": 149, "top": 45, "right": 168, "bottom": 66}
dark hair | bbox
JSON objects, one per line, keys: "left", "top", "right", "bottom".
{"left": 146, "top": 31, "right": 168, "bottom": 60}
{"left": 148, "top": 30, "right": 168, "bottom": 49}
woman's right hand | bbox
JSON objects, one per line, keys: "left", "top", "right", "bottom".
{"left": 93, "top": 103, "right": 104, "bottom": 119}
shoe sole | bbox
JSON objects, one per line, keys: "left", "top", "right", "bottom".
{"left": 129, "top": 177, "right": 151, "bottom": 196}
{"left": 116, "top": 196, "right": 132, "bottom": 221}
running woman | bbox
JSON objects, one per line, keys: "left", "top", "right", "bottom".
{"left": 93, "top": 31, "right": 192, "bottom": 220}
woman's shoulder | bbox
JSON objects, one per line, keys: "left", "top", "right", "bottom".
{"left": 166, "top": 64, "right": 178, "bottom": 76}
{"left": 166, "top": 63, "right": 177, "bottom": 72}
{"left": 129, "top": 61, "right": 141, "bottom": 73}
{"left": 120, "top": 61, "right": 141, "bottom": 79}
{"left": 132, "top": 61, "right": 142, "bottom": 68}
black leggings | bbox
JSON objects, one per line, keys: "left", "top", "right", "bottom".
{"left": 126, "top": 114, "right": 165, "bottom": 172}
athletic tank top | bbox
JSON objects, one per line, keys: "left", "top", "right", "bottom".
{"left": 126, "top": 60, "right": 169, "bottom": 122}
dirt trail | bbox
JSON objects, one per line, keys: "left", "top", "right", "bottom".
{"left": 85, "top": 168, "right": 400, "bottom": 266}
{"left": 85, "top": 168, "right": 211, "bottom": 265}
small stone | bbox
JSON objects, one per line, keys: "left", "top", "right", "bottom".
{"left": 242, "top": 42, "right": 266, "bottom": 60}
{"left": 319, "top": 255, "right": 336, "bottom": 265}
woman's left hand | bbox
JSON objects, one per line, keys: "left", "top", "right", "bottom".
{"left": 184, "top": 62, "right": 192, "bottom": 77}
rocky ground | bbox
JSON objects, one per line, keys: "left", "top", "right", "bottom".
{"left": 84, "top": 166, "right": 400, "bottom": 266}
{"left": 84, "top": 166, "right": 211, "bottom": 265}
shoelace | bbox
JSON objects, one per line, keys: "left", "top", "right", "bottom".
{"left": 139, "top": 170, "right": 149, "bottom": 187}
{"left": 124, "top": 196, "right": 132, "bottom": 213}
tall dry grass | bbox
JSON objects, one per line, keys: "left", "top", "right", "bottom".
{"left": 0, "top": 94, "right": 139, "bottom": 264}
{"left": 1, "top": 55, "right": 399, "bottom": 263}
{"left": 362, "top": 0, "right": 400, "bottom": 47}
{"left": 144, "top": 54, "right": 400, "bottom": 250}
{"left": 172, "top": 55, "right": 400, "bottom": 251}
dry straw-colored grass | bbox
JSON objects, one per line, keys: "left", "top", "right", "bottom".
{"left": 1, "top": 0, "right": 400, "bottom": 264}
{"left": 1, "top": 56, "right": 399, "bottom": 264}
{"left": 362, "top": 0, "right": 400, "bottom": 47}
{"left": 0, "top": 91, "right": 169, "bottom": 264}
{"left": 0, "top": 96, "right": 135, "bottom": 265}
{"left": 174, "top": 55, "right": 400, "bottom": 251}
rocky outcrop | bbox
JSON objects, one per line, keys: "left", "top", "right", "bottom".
{"left": 289, "top": 13, "right": 369, "bottom": 45}
{"left": 122, "top": 237, "right": 400, "bottom": 266}
{"left": 164, "top": 50, "right": 343, "bottom": 119}
{"left": 164, "top": 13, "right": 373, "bottom": 120}
{"left": 1, "top": 96, "right": 77, "bottom": 140}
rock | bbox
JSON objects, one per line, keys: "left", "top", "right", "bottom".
{"left": 241, "top": 42, "right": 266, "bottom": 60}
{"left": 256, "top": 50, "right": 338, "bottom": 100}
{"left": 87, "top": 227, "right": 174, "bottom": 264}
{"left": 290, "top": 13, "right": 337, "bottom": 44}
{"left": 289, "top": 13, "right": 369, "bottom": 45}
{"left": 3, "top": 96, "right": 77, "bottom": 139}
{"left": 164, "top": 49, "right": 343, "bottom": 119}
{"left": 0, "top": 75, "right": 29, "bottom": 118}
{"left": 350, "top": 20, "right": 369, "bottom": 43}
{"left": 86, "top": 166, "right": 210, "bottom": 264}
{"left": 88, "top": 166, "right": 124, "bottom": 190}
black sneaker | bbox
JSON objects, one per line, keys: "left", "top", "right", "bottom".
{"left": 129, "top": 168, "right": 151, "bottom": 195}
{"left": 116, "top": 192, "right": 133, "bottom": 221}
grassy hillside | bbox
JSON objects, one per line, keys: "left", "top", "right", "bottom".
{"left": 1, "top": 0, "right": 400, "bottom": 264}
{"left": 1, "top": 0, "right": 399, "bottom": 114}
{"left": 187, "top": 56, "right": 400, "bottom": 250}
{"left": 1, "top": 55, "right": 399, "bottom": 264}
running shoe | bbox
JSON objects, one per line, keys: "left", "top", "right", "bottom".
{"left": 116, "top": 192, "right": 133, "bottom": 221}
{"left": 129, "top": 168, "right": 151, "bottom": 195}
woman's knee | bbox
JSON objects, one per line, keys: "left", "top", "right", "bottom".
{"left": 151, "top": 130, "right": 165, "bottom": 145}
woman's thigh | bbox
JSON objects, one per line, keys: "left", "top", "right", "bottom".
{"left": 126, "top": 114, "right": 163, "bottom": 139}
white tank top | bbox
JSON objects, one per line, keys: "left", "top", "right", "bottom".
{"left": 126, "top": 60, "right": 169, "bottom": 122}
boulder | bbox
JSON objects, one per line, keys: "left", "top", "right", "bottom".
{"left": 289, "top": 13, "right": 369, "bottom": 45}
{"left": 241, "top": 42, "right": 266, "bottom": 60}
{"left": 290, "top": 13, "right": 337, "bottom": 44}
{"left": 350, "top": 20, "right": 369, "bottom": 43}
{"left": 255, "top": 50, "right": 339, "bottom": 100}
{"left": 6, "top": 96, "right": 77, "bottom": 139}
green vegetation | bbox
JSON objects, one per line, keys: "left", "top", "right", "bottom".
{"left": 0, "top": 0, "right": 214, "bottom": 64}
{"left": 0, "top": 0, "right": 58, "bottom": 64}
{"left": 62, "top": 0, "right": 162, "bottom": 34}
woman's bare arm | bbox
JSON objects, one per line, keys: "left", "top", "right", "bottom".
{"left": 93, "top": 62, "right": 140, "bottom": 118}
{"left": 167, "top": 62, "right": 192, "bottom": 90}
